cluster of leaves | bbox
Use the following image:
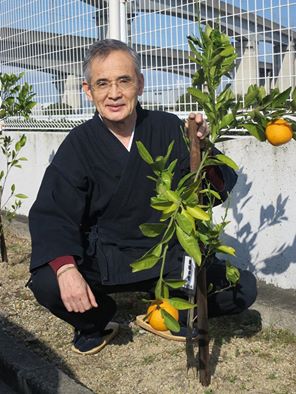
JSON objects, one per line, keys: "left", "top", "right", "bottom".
{"left": 188, "top": 25, "right": 296, "bottom": 143}
{"left": 0, "top": 72, "right": 36, "bottom": 262}
{"left": 133, "top": 23, "right": 296, "bottom": 331}
{"left": 239, "top": 85, "right": 296, "bottom": 141}
{"left": 0, "top": 72, "right": 36, "bottom": 120}
{"left": 131, "top": 141, "right": 239, "bottom": 331}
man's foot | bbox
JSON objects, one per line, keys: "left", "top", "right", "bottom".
{"left": 72, "top": 322, "right": 119, "bottom": 355}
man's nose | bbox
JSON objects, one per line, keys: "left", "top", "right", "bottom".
{"left": 108, "top": 82, "right": 122, "bottom": 97}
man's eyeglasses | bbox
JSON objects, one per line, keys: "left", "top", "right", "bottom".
{"left": 90, "top": 77, "right": 136, "bottom": 93}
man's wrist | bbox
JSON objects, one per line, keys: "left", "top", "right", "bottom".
{"left": 56, "top": 264, "right": 77, "bottom": 279}
{"left": 49, "top": 255, "right": 76, "bottom": 273}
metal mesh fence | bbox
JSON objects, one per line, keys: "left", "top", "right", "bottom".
{"left": 1, "top": 0, "right": 296, "bottom": 130}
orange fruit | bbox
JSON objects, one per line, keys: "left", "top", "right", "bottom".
{"left": 147, "top": 299, "right": 179, "bottom": 331}
{"left": 265, "top": 118, "right": 293, "bottom": 146}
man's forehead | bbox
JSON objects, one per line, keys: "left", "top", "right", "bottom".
{"left": 89, "top": 51, "right": 137, "bottom": 78}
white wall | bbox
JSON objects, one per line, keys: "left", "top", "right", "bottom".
{"left": 214, "top": 137, "right": 296, "bottom": 290}
{"left": 0, "top": 131, "right": 67, "bottom": 216}
{"left": 1, "top": 132, "right": 296, "bottom": 289}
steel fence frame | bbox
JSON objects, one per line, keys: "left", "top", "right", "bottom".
{"left": 1, "top": 0, "right": 295, "bottom": 130}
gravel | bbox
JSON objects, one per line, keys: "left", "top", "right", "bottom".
{"left": 0, "top": 233, "right": 296, "bottom": 394}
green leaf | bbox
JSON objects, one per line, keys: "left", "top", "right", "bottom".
{"left": 271, "top": 87, "right": 292, "bottom": 108}
{"left": 162, "top": 202, "right": 178, "bottom": 215}
{"left": 244, "top": 85, "right": 259, "bottom": 107}
{"left": 177, "top": 172, "right": 195, "bottom": 190}
{"left": 150, "top": 197, "right": 173, "bottom": 211}
{"left": 216, "top": 244, "right": 236, "bottom": 256}
{"left": 220, "top": 46, "right": 236, "bottom": 57}
{"left": 130, "top": 243, "right": 162, "bottom": 273}
{"left": 219, "top": 112, "right": 235, "bottom": 130}
{"left": 242, "top": 123, "right": 266, "bottom": 142}
{"left": 169, "top": 297, "right": 196, "bottom": 310}
{"left": 165, "top": 190, "right": 180, "bottom": 203}
{"left": 200, "top": 188, "right": 221, "bottom": 200}
{"left": 163, "top": 140, "right": 175, "bottom": 165}
{"left": 226, "top": 261, "right": 240, "bottom": 286}
{"left": 186, "top": 206, "right": 210, "bottom": 221}
{"left": 154, "top": 279, "right": 162, "bottom": 300}
{"left": 161, "top": 308, "right": 180, "bottom": 332}
{"left": 130, "top": 254, "right": 160, "bottom": 272}
{"left": 215, "top": 154, "right": 239, "bottom": 170}
{"left": 187, "top": 87, "right": 210, "bottom": 107}
{"left": 162, "top": 283, "right": 169, "bottom": 299}
{"left": 136, "top": 141, "right": 154, "bottom": 164}
{"left": 139, "top": 223, "right": 166, "bottom": 237}
{"left": 15, "top": 194, "right": 28, "bottom": 199}
{"left": 162, "top": 223, "right": 175, "bottom": 243}
{"left": 176, "top": 212, "right": 194, "bottom": 235}
{"left": 165, "top": 279, "right": 186, "bottom": 289}
{"left": 176, "top": 225, "right": 202, "bottom": 265}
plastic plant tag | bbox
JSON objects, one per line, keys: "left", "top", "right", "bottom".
{"left": 181, "top": 254, "right": 197, "bottom": 295}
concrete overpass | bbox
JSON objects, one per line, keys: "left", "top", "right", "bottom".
{"left": 1, "top": 0, "right": 295, "bottom": 111}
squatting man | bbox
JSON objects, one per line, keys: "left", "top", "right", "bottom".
{"left": 28, "top": 39, "right": 257, "bottom": 355}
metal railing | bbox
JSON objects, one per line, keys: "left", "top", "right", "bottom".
{"left": 1, "top": 0, "right": 295, "bottom": 130}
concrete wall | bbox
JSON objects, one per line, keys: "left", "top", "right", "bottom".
{"left": 214, "top": 137, "right": 296, "bottom": 290}
{"left": 1, "top": 131, "right": 295, "bottom": 289}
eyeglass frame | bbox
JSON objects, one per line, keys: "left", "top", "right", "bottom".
{"left": 89, "top": 75, "right": 138, "bottom": 94}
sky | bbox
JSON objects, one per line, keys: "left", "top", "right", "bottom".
{"left": 1, "top": 0, "right": 295, "bottom": 109}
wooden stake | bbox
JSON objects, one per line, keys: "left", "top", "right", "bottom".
{"left": 187, "top": 118, "right": 211, "bottom": 386}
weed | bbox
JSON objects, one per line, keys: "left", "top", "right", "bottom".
{"left": 257, "top": 328, "right": 296, "bottom": 345}
{"left": 267, "top": 372, "right": 277, "bottom": 380}
{"left": 228, "top": 375, "right": 237, "bottom": 383}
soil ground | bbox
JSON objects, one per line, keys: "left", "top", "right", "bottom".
{"left": 0, "top": 233, "right": 296, "bottom": 394}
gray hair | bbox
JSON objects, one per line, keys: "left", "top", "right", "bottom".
{"left": 83, "top": 39, "right": 141, "bottom": 83}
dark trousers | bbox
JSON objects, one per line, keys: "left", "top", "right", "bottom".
{"left": 28, "top": 258, "right": 257, "bottom": 334}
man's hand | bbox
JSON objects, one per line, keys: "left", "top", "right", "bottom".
{"left": 57, "top": 264, "right": 98, "bottom": 313}
{"left": 187, "top": 112, "right": 209, "bottom": 140}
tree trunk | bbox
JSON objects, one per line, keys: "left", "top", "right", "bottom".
{"left": 0, "top": 214, "right": 8, "bottom": 262}
{"left": 187, "top": 118, "right": 211, "bottom": 386}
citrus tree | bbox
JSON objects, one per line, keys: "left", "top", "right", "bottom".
{"left": 131, "top": 23, "right": 295, "bottom": 384}
{"left": 0, "top": 72, "right": 36, "bottom": 262}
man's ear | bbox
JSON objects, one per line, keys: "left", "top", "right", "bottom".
{"left": 137, "top": 73, "right": 144, "bottom": 96}
{"left": 82, "top": 81, "right": 93, "bottom": 102}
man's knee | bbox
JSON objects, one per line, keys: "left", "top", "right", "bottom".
{"left": 28, "top": 265, "right": 61, "bottom": 310}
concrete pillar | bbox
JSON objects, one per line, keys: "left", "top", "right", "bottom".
{"left": 264, "top": 71, "right": 272, "bottom": 94}
{"left": 275, "top": 41, "right": 296, "bottom": 91}
{"left": 61, "top": 75, "right": 81, "bottom": 113}
{"left": 108, "top": 0, "right": 121, "bottom": 39}
{"left": 235, "top": 38, "right": 258, "bottom": 96}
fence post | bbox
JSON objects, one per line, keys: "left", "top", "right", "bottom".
{"left": 108, "top": 0, "right": 121, "bottom": 39}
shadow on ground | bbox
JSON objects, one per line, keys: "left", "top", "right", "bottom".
{"left": 0, "top": 315, "right": 91, "bottom": 393}
{"left": 184, "top": 308, "right": 262, "bottom": 380}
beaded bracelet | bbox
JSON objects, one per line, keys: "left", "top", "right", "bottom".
{"left": 57, "top": 265, "right": 77, "bottom": 279}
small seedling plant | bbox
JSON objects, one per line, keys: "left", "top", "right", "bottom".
{"left": 131, "top": 23, "right": 296, "bottom": 334}
{"left": 0, "top": 72, "right": 36, "bottom": 262}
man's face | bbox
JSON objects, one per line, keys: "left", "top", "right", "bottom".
{"left": 83, "top": 50, "right": 144, "bottom": 126}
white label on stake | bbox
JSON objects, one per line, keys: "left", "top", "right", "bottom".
{"left": 182, "top": 255, "right": 196, "bottom": 291}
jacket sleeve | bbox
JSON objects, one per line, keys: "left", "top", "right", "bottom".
{"left": 29, "top": 133, "right": 91, "bottom": 271}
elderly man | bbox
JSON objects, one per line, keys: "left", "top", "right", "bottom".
{"left": 28, "top": 39, "right": 256, "bottom": 355}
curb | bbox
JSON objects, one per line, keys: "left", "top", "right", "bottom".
{"left": 0, "top": 329, "right": 93, "bottom": 394}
